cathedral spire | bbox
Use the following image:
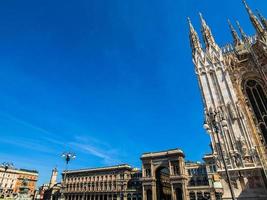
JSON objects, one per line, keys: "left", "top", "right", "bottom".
{"left": 188, "top": 17, "right": 202, "bottom": 54}
{"left": 242, "top": 0, "right": 265, "bottom": 36}
{"left": 256, "top": 10, "right": 267, "bottom": 30}
{"left": 199, "top": 13, "right": 217, "bottom": 49}
{"left": 236, "top": 21, "right": 248, "bottom": 41}
{"left": 228, "top": 19, "right": 242, "bottom": 46}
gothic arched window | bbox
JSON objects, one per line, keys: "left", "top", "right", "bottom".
{"left": 244, "top": 79, "right": 267, "bottom": 143}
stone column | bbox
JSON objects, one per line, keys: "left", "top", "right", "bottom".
{"left": 178, "top": 158, "right": 183, "bottom": 175}
{"left": 182, "top": 182, "right": 187, "bottom": 200}
{"left": 150, "top": 161, "right": 154, "bottom": 178}
{"left": 169, "top": 160, "right": 173, "bottom": 175}
{"left": 152, "top": 183, "right": 157, "bottom": 200}
{"left": 142, "top": 186, "right": 146, "bottom": 200}
{"left": 142, "top": 164, "right": 145, "bottom": 177}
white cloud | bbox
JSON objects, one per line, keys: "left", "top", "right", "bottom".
{"left": 0, "top": 111, "right": 123, "bottom": 166}
{"left": 0, "top": 111, "right": 54, "bottom": 136}
{"left": 70, "top": 137, "right": 121, "bottom": 165}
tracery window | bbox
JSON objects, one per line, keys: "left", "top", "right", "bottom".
{"left": 189, "top": 192, "right": 196, "bottom": 200}
{"left": 197, "top": 192, "right": 203, "bottom": 200}
{"left": 244, "top": 79, "right": 267, "bottom": 143}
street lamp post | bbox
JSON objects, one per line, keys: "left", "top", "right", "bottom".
{"left": 204, "top": 109, "right": 236, "bottom": 200}
{"left": 0, "top": 162, "right": 14, "bottom": 197}
{"left": 61, "top": 152, "right": 76, "bottom": 200}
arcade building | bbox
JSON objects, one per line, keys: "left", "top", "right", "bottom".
{"left": 60, "top": 149, "right": 221, "bottom": 200}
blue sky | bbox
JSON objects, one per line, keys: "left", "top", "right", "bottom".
{"left": 0, "top": 0, "right": 266, "bottom": 185}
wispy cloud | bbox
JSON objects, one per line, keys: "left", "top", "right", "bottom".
{"left": 70, "top": 136, "right": 121, "bottom": 165}
{"left": 0, "top": 111, "right": 67, "bottom": 150}
{"left": 0, "top": 111, "right": 54, "bottom": 136}
{"left": 0, "top": 111, "right": 123, "bottom": 166}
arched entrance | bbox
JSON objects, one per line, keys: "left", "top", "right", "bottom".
{"left": 146, "top": 189, "right": 152, "bottom": 200}
{"left": 155, "top": 167, "right": 171, "bottom": 200}
{"left": 141, "top": 149, "right": 187, "bottom": 200}
{"left": 175, "top": 188, "right": 183, "bottom": 200}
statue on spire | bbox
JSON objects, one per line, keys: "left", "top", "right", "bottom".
{"left": 228, "top": 19, "right": 242, "bottom": 46}
{"left": 242, "top": 0, "right": 265, "bottom": 37}
{"left": 199, "top": 13, "right": 217, "bottom": 49}
{"left": 236, "top": 21, "right": 248, "bottom": 42}
{"left": 256, "top": 10, "right": 267, "bottom": 30}
{"left": 188, "top": 17, "right": 202, "bottom": 54}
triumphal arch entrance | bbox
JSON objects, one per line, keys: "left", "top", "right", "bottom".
{"left": 140, "top": 148, "right": 187, "bottom": 200}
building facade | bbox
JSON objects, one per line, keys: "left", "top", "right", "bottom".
{"left": 140, "top": 149, "right": 187, "bottom": 200}
{"left": 141, "top": 149, "right": 224, "bottom": 200}
{"left": 188, "top": 0, "right": 267, "bottom": 199}
{"left": 63, "top": 164, "right": 142, "bottom": 200}
{"left": 0, "top": 167, "right": 38, "bottom": 198}
{"left": 61, "top": 149, "right": 224, "bottom": 200}
{"left": 186, "top": 158, "right": 223, "bottom": 200}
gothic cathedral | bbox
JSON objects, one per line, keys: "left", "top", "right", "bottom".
{"left": 189, "top": 0, "right": 267, "bottom": 199}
